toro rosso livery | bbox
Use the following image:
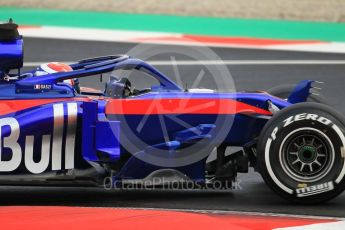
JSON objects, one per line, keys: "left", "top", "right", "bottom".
{"left": 1, "top": 21, "right": 345, "bottom": 203}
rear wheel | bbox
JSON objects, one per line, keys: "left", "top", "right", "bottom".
{"left": 257, "top": 102, "right": 345, "bottom": 203}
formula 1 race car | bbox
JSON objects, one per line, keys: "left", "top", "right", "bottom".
{"left": 1, "top": 20, "right": 345, "bottom": 204}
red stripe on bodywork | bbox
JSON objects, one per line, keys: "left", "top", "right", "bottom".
{"left": 0, "top": 98, "right": 90, "bottom": 116}
{"left": 105, "top": 98, "right": 271, "bottom": 115}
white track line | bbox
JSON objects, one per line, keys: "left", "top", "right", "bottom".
{"left": 19, "top": 26, "right": 345, "bottom": 53}
{"left": 23, "top": 60, "right": 345, "bottom": 67}
{"left": 106, "top": 207, "right": 343, "bottom": 220}
{"left": 275, "top": 221, "right": 345, "bottom": 230}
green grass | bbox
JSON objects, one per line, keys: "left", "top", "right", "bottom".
{"left": 1, "top": 7, "right": 345, "bottom": 42}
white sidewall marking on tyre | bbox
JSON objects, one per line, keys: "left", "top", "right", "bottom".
{"left": 332, "top": 124, "right": 345, "bottom": 183}
{"left": 278, "top": 127, "right": 335, "bottom": 183}
{"left": 265, "top": 138, "right": 294, "bottom": 194}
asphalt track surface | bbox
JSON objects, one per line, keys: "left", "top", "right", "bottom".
{"left": 3, "top": 38, "right": 345, "bottom": 217}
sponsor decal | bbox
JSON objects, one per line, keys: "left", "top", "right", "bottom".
{"left": 0, "top": 103, "right": 77, "bottom": 174}
{"left": 34, "top": 84, "right": 52, "bottom": 90}
{"left": 295, "top": 181, "right": 334, "bottom": 197}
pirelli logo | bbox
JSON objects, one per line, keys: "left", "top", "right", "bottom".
{"left": 296, "top": 182, "right": 334, "bottom": 197}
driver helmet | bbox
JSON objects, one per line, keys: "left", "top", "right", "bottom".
{"left": 35, "top": 62, "right": 75, "bottom": 85}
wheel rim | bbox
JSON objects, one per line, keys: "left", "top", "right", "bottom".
{"left": 279, "top": 128, "right": 335, "bottom": 183}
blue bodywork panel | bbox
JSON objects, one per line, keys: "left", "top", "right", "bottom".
{"left": 287, "top": 80, "right": 314, "bottom": 104}
{"left": 0, "top": 47, "right": 313, "bottom": 185}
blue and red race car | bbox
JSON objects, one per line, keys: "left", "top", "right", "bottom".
{"left": 1, "top": 20, "right": 345, "bottom": 204}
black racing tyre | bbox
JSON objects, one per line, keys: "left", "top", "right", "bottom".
{"left": 267, "top": 84, "right": 328, "bottom": 104}
{"left": 257, "top": 102, "right": 345, "bottom": 204}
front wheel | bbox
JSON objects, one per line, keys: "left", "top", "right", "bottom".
{"left": 257, "top": 102, "right": 345, "bottom": 204}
